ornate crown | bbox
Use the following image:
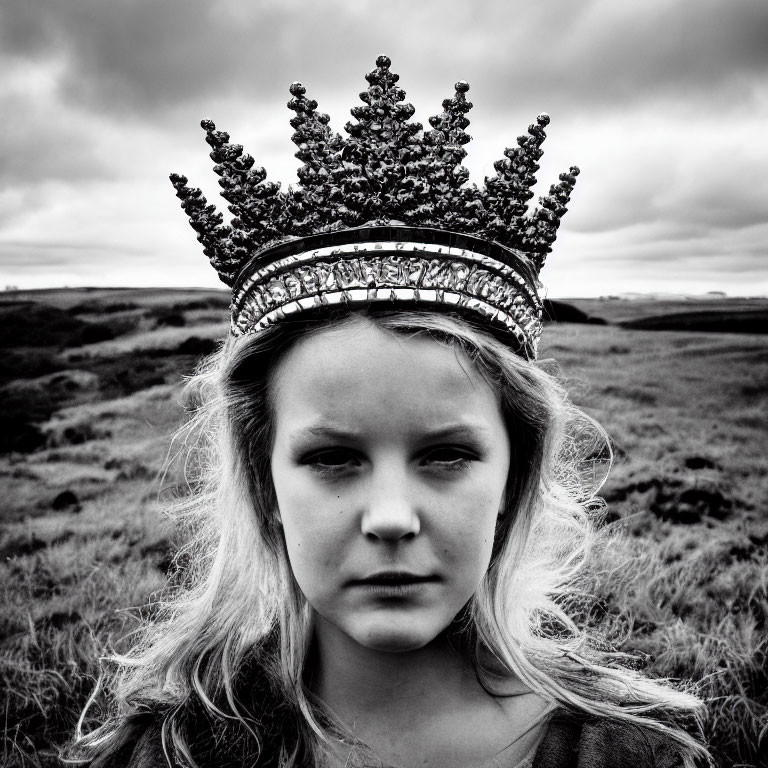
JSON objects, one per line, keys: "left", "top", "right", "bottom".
{"left": 170, "top": 55, "right": 579, "bottom": 359}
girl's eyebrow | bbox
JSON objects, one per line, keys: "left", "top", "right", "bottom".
{"left": 292, "top": 422, "right": 493, "bottom": 444}
{"left": 303, "top": 425, "right": 360, "bottom": 440}
{"left": 421, "top": 424, "right": 493, "bottom": 443}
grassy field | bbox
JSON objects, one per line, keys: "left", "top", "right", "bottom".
{"left": 1, "top": 289, "right": 766, "bottom": 767}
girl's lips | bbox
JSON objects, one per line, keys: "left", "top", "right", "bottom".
{"left": 348, "top": 571, "right": 439, "bottom": 586}
{"left": 350, "top": 575, "right": 439, "bottom": 599}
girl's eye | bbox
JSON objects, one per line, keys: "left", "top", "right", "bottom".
{"left": 302, "top": 449, "right": 361, "bottom": 473}
{"left": 422, "top": 447, "right": 476, "bottom": 469}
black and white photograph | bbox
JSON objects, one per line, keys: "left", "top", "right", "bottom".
{"left": 1, "top": 2, "right": 766, "bottom": 766}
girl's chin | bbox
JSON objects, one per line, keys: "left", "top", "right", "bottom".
{"left": 313, "top": 608, "right": 456, "bottom": 654}
{"left": 357, "top": 635, "right": 430, "bottom": 653}
{"left": 349, "top": 620, "right": 445, "bottom": 653}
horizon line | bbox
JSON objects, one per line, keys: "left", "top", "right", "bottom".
{"left": 2, "top": 286, "right": 767, "bottom": 301}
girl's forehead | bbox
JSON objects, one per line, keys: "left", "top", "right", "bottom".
{"left": 275, "top": 322, "right": 481, "bottom": 393}
{"left": 269, "top": 321, "right": 503, "bottom": 433}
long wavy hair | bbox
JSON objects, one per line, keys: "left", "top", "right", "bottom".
{"left": 68, "top": 307, "right": 709, "bottom": 767}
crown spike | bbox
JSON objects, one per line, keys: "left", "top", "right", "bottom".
{"left": 524, "top": 165, "right": 580, "bottom": 273}
{"left": 483, "top": 113, "right": 550, "bottom": 248}
{"left": 425, "top": 80, "right": 478, "bottom": 233}
{"left": 201, "top": 119, "right": 286, "bottom": 254}
{"left": 287, "top": 82, "right": 344, "bottom": 235}
{"left": 169, "top": 173, "right": 238, "bottom": 286}
{"left": 428, "top": 80, "right": 473, "bottom": 152}
{"left": 338, "top": 55, "right": 423, "bottom": 224}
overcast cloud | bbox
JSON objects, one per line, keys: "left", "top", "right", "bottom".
{"left": 1, "top": 0, "right": 766, "bottom": 296}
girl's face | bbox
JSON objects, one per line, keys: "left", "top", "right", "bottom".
{"left": 269, "top": 320, "right": 510, "bottom": 654}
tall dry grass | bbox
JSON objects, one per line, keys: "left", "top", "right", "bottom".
{"left": 1, "top": 293, "right": 766, "bottom": 766}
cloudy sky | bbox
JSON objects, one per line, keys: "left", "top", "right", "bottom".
{"left": 1, "top": 0, "right": 766, "bottom": 297}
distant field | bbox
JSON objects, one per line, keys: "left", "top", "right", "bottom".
{"left": 1, "top": 289, "right": 766, "bottom": 767}
{"left": 565, "top": 295, "right": 768, "bottom": 325}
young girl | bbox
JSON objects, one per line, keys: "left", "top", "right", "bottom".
{"left": 68, "top": 57, "right": 709, "bottom": 768}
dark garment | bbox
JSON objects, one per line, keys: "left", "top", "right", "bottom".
{"left": 117, "top": 709, "right": 685, "bottom": 768}
{"left": 533, "top": 711, "right": 684, "bottom": 768}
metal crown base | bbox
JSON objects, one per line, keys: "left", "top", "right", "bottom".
{"left": 231, "top": 226, "right": 544, "bottom": 359}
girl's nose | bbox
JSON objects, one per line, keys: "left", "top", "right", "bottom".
{"left": 360, "top": 467, "right": 420, "bottom": 541}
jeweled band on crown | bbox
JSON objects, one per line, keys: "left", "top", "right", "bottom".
{"left": 170, "top": 55, "right": 579, "bottom": 359}
{"left": 232, "top": 225, "right": 543, "bottom": 359}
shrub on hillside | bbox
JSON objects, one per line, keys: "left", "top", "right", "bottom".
{"left": 0, "top": 386, "right": 60, "bottom": 454}
{"left": 171, "top": 296, "right": 228, "bottom": 311}
{"left": 0, "top": 372, "right": 100, "bottom": 454}
{"left": 69, "top": 301, "right": 139, "bottom": 315}
{"left": 543, "top": 299, "right": 607, "bottom": 325}
{"left": 174, "top": 336, "right": 217, "bottom": 356}
{"left": 153, "top": 311, "right": 186, "bottom": 328}
{"left": 0, "top": 303, "right": 143, "bottom": 349}
{"left": 0, "top": 350, "right": 63, "bottom": 384}
{"left": 0, "top": 304, "right": 92, "bottom": 348}
{"left": 620, "top": 309, "right": 768, "bottom": 334}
